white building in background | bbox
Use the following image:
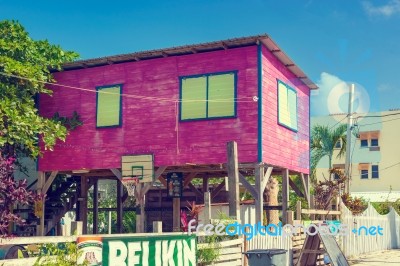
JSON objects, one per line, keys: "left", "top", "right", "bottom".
{"left": 312, "top": 110, "right": 400, "bottom": 202}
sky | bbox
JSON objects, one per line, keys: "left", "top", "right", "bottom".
{"left": 1, "top": 0, "right": 399, "bottom": 116}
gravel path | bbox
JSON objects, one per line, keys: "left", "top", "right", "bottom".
{"left": 348, "top": 249, "right": 400, "bottom": 265}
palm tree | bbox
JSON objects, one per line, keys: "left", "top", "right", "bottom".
{"left": 311, "top": 124, "right": 347, "bottom": 182}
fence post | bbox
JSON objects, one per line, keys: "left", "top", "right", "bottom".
{"left": 310, "top": 195, "right": 315, "bottom": 221}
{"left": 153, "top": 221, "right": 162, "bottom": 233}
{"left": 296, "top": 201, "right": 302, "bottom": 221}
{"left": 71, "top": 221, "right": 83, "bottom": 235}
{"left": 287, "top": 211, "right": 294, "bottom": 225}
{"left": 204, "top": 192, "right": 212, "bottom": 224}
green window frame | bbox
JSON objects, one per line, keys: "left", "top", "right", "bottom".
{"left": 96, "top": 84, "right": 122, "bottom": 128}
{"left": 179, "top": 71, "right": 237, "bottom": 121}
{"left": 277, "top": 80, "right": 298, "bottom": 132}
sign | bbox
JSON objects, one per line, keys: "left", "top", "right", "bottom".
{"left": 167, "top": 172, "right": 183, "bottom": 198}
{"left": 78, "top": 234, "right": 197, "bottom": 266}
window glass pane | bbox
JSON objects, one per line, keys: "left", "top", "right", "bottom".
{"left": 288, "top": 89, "right": 298, "bottom": 130}
{"left": 97, "top": 85, "right": 121, "bottom": 127}
{"left": 335, "top": 140, "right": 341, "bottom": 148}
{"left": 372, "top": 165, "right": 379, "bottom": 178}
{"left": 361, "top": 170, "right": 369, "bottom": 179}
{"left": 181, "top": 77, "right": 207, "bottom": 120}
{"left": 360, "top": 139, "right": 368, "bottom": 147}
{"left": 278, "top": 82, "right": 289, "bottom": 125}
{"left": 371, "top": 139, "right": 379, "bottom": 147}
{"left": 208, "top": 73, "right": 235, "bottom": 118}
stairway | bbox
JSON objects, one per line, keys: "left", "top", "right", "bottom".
{"left": 14, "top": 175, "right": 80, "bottom": 236}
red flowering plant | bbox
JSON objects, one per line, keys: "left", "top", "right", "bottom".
{"left": 0, "top": 155, "right": 43, "bottom": 237}
{"left": 181, "top": 201, "right": 203, "bottom": 232}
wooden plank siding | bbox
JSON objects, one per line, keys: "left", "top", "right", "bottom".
{"left": 39, "top": 46, "right": 259, "bottom": 171}
{"left": 261, "top": 45, "right": 310, "bottom": 174}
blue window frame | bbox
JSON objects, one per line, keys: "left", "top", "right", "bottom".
{"left": 277, "top": 80, "right": 298, "bottom": 132}
{"left": 335, "top": 140, "right": 342, "bottom": 149}
{"left": 179, "top": 71, "right": 237, "bottom": 121}
{"left": 372, "top": 165, "right": 379, "bottom": 178}
{"left": 370, "top": 139, "right": 379, "bottom": 147}
{"left": 361, "top": 169, "right": 369, "bottom": 179}
{"left": 360, "top": 139, "right": 368, "bottom": 147}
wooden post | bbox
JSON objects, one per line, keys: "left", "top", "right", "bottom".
{"left": 116, "top": 179, "right": 123, "bottom": 233}
{"left": 296, "top": 200, "right": 302, "bottom": 221}
{"left": 202, "top": 177, "right": 209, "bottom": 195}
{"left": 310, "top": 195, "right": 315, "bottom": 221}
{"left": 227, "top": 141, "right": 240, "bottom": 219}
{"left": 79, "top": 176, "right": 88, "bottom": 234}
{"left": 172, "top": 198, "right": 180, "bottom": 232}
{"left": 204, "top": 192, "right": 212, "bottom": 224}
{"left": 282, "top": 169, "right": 289, "bottom": 224}
{"left": 71, "top": 221, "right": 83, "bottom": 235}
{"left": 37, "top": 172, "right": 45, "bottom": 236}
{"left": 93, "top": 179, "right": 99, "bottom": 234}
{"left": 153, "top": 221, "right": 163, "bottom": 233}
{"left": 255, "top": 165, "right": 264, "bottom": 223}
{"left": 135, "top": 184, "right": 146, "bottom": 233}
{"left": 287, "top": 210, "right": 294, "bottom": 225}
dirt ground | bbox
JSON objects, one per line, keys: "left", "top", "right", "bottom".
{"left": 348, "top": 249, "right": 400, "bottom": 265}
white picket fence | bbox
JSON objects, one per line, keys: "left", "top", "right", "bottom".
{"left": 340, "top": 202, "right": 400, "bottom": 258}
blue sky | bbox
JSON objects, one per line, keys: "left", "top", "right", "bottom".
{"left": 1, "top": 0, "right": 399, "bottom": 115}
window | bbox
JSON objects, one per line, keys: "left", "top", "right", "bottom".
{"left": 370, "top": 139, "right": 379, "bottom": 147}
{"left": 180, "top": 72, "right": 236, "bottom": 121}
{"left": 361, "top": 170, "right": 369, "bottom": 179}
{"left": 277, "top": 80, "right": 298, "bottom": 131}
{"left": 372, "top": 165, "right": 379, "bottom": 178}
{"left": 96, "top": 84, "right": 122, "bottom": 127}
{"left": 335, "top": 140, "right": 342, "bottom": 149}
{"left": 360, "top": 139, "right": 368, "bottom": 147}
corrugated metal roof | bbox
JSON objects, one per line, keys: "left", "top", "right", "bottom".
{"left": 59, "top": 34, "right": 318, "bottom": 90}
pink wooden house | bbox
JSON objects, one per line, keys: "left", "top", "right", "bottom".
{"left": 38, "top": 35, "right": 317, "bottom": 233}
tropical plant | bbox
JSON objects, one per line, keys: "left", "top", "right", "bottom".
{"left": 33, "top": 242, "right": 88, "bottom": 266}
{"left": 311, "top": 124, "right": 347, "bottom": 182}
{"left": 0, "top": 20, "right": 79, "bottom": 158}
{"left": 0, "top": 155, "right": 42, "bottom": 237}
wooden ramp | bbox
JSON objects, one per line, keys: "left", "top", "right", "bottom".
{"left": 297, "top": 227, "right": 349, "bottom": 266}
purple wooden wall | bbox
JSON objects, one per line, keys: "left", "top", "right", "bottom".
{"left": 261, "top": 45, "right": 310, "bottom": 174}
{"left": 39, "top": 46, "right": 259, "bottom": 171}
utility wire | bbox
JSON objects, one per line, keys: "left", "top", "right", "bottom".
{"left": 0, "top": 72, "right": 255, "bottom": 103}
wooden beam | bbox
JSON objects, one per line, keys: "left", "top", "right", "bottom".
{"left": 183, "top": 172, "right": 198, "bottom": 187}
{"left": 301, "top": 173, "right": 310, "bottom": 206}
{"left": 282, "top": 169, "right": 289, "bottom": 224}
{"left": 187, "top": 183, "right": 203, "bottom": 198}
{"left": 211, "top": 180, "right": 225, "bottom": 199}
{"left": 289, "top": 177, "right": 305, "bottom": 198}
{"left": 255, "top": 165, "right": 264, "bottom": 223}
{"left": 42, "top": 171, "right": 58, "bottom": 194}
{"left": 227, "top": 141, "right": 240, "bottom": 219}
{"left": 172, "top": 198, "right": 180, "bottom": 232}
{"left": 110, "top": 168, "right": 122, "bottom": 179}
{"left": 141, "top": 166, "right": 167, "bottom": 196}
{"left": 37, "top": 172, "right": 45, "bottom": 236}
{"left": 202, "top": 177, "right": 209, "bottom": 194}
{"left": 93, "top": 180, "right": 98, "bottom": 234}
{"left": 239, "top": 173, "right": 257, "bottom": 198}
{"left": 79, "top": 176, "right": 88, "bottom": 234}
{"left": 261, "top": 167, "right": 273, "bottom": 191}
{"left": 204, "top": 192, "right": 211, "bottom": 224}
{"left": 116, "top": 179, "right": 123, "bottom": 233}
{"left": 158, "top": 176, "right": 167, "bottom": 188}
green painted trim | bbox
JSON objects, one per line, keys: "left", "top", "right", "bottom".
{"left": 179, "top": 70, "right": 238, "bottom": 122}
{"left": 95, "top": 84, "right": 123, "bottom": 128}
{"left": 277, "top": 79, "right": 298, "bottom": 132}
{"left": 257, "top": 44, "right": 263, "bottom": 162}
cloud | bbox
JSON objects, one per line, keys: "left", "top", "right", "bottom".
{"left": 311, "top": 72, "right": 344, "bottom": 116}
{"left": 363, "top": 0, "right": 400, "bottom": 17}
